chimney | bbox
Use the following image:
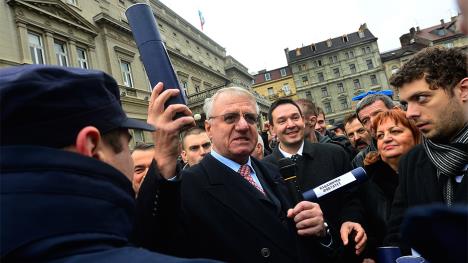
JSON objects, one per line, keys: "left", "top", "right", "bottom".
{"left": 440, "top": 19, "right": 445, "bottom": 26}
{"left": 410, "top": 27, "right": 415, "bottom": 35}
{"left": 416, "top": 26, "right": 420, "bottom": 32}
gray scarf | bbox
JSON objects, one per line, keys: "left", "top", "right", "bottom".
{"left": 422, "top": 124, "right": 468, "bottom": 206}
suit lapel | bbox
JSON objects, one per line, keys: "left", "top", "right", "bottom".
{"left": 200, "top": 155, "right": 295, "bottom": 257}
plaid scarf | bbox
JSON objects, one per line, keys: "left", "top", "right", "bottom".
{"left": 422, "top": 124, "right": 468, "bottom": 206}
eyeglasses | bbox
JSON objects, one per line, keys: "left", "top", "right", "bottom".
{"left": 209, "top": 112, "right": 259, "bottom": 125}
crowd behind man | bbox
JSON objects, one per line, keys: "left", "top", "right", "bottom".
{"left": 0, "top": 40, "right": 466, "bottom": 263}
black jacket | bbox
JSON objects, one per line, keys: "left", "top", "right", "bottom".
{"left": 359, "top": 159, "right": 399, "bottom": 258}
{"left": 135, "top": 153, "right": 336, "bottom": 263}
{"left": 0, "top": 146, "right": 215, "bottom": 263}
{"left": 385, "top": 145, "right": 468, "bottom": 253}
{"left": 263, "top": 141, "right": 364, "bottom": 262}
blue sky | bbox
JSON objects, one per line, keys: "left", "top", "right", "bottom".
{"left": 162, "top": 0, "right": 460, "bottom": 73}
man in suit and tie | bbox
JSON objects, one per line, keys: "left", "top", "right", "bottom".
{"left": 263, "top": 98, "right": 368, "bottom": 261}
{"left": 385, "top": 46, "right": 468, "bottom": 253}
{"left": 135, "top": 86, "right": 338, "bottom": 262}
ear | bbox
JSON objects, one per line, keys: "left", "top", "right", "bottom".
{"left": 205, "top": 120, "right": 212, "bottom": 139}
{"left": 181, "top": 150, "right": 188, "bottom": 163}
{"left": 75, "top": 126, "right": 102, "bottom": 159}
{"left": 459, "top": 77, "right": 468, "bottom": 102}
{"left": 309, "top": 115, "right": 317, "bottom": 126}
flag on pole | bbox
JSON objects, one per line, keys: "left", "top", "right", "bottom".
{"left": 198, "top": 10, "right": 205, "bottom": 31}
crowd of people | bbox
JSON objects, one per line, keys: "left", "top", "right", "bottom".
{"left": 1, "top": 11, "right": 467, "bottom": 263}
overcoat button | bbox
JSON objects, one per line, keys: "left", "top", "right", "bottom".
{"left": 260, "top": 247, "right": 270, "bottom": 257}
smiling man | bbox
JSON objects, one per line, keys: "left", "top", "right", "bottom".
{"left": 384, "top": 46, "right": 468, "bottom": 253}
{"left": 263, "top": 98, "right": 368, "bottom": 260}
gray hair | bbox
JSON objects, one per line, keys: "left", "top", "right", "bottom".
{"left": 203, "top": 86, "right": 259, "bottom": 118}
{"left": 355, "top": 94, "right": 395, "bottom": 119}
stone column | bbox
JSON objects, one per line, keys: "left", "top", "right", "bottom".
{"left": 16, "top": 22, "right": 31, "bottom": 64}
{"left": 44, "top": 31, "right": 56, "bottom": 64}
{"left": 68, "top": 40, "right": 78, "bottom": 67}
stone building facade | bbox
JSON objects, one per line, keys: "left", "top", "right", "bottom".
{"left": 0, "top": 0, "right": 269, "bottom": 144}
{"left": 381, "top": 15, "right": 468, "bottom": 93}
{"left": 285, "top": 24, "right": 389, "bottom": 125}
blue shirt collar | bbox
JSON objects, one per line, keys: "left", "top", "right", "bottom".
{"left": 210, "top": 149, "right": 253, "bottom": 173}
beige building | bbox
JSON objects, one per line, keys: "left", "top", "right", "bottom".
{"left": 285, "top": 24, "right": 389, "bottom": 125}
{"left": 1, "top": 0, "right": 269, "bottom": 145}
{"left": 381, "top": 15, "right": 468, "bottom": 94}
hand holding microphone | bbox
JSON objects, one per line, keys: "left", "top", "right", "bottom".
{"left": 279, "top": 158, "right": 327, "bottom": 238}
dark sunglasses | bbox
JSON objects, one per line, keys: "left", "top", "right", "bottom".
{"left": 209, "top": 112, "right": 259, "bottom": 125}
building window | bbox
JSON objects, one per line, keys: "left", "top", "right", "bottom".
{"left": 282, "top": 84, "right": 291, "bottom": 96}
{"left": 77, "top": 47, "right": 88, "bottom": 69}
{"left": 321, "top": 87, "right": 329, "bottom": 97}
{"left": 329, "top": 55, "right": 338, "bottom": 63}
{"left": 353, "top": 79, "right": 361, "bottom": 89}
{"left": 317, "top": 72, "right": 324, "bottom": 82}
{"left": 337, "top": 83, "right": 344, "bottom": 93}
{"left": 445, "top": 42, "right": 454, "bottom": 48}
{"left": 302, "top": 76, "right": 309, "bottom": 85}
{"left": 391, "top": 66, "right": 399, "bottom": 74}
{"left": 120, "top": 60, "right": 134, "bottom": 88}
{"left": 28, "top": 32, "right": 45, "bottom": 64}
{"left": 267, "top": 87, "right": 274, "bottom": 96}
{"left": 54, "top": 40, "right": 69, "bottom": 67}
{"left": 67, "top": 0, "right": 78, "bottom": 6}
{"left": 345, "top": 50, "right": 355, "bottom": 59}
{"left": 280, "top": 68, "right": 287, "bottom": 77}
{"left": 324, "top": 102, "right": 332, "bottom": 114}
{"left": 314, "top": 59, "right": 322, "bottom": 67}
{"left": 133, "top": 129, "right": 144, "bottom": 142}
{"left": 305, "top": 91, "right": 312, "bottom": 99}
{"left": 349, "top": 64, "right": 356, "bottom": 74}
{"left": 362, "top": 46, "right": 371, "bottom": 54}
{"left": 264, "top": 73, "right": 271, "bottom": 81}
{"left": 311, "top": 44, "right": 316, "bottom": 52}
{"left": 342, "top": 35, "right": 349, "bottom": 43}
{"left": 370, "top": 74, "right": 378, "bottom": 85}
{"left": 333, "top": 68, "right": 340, "bottom": 78}
{"left": 366, "top": 59, "right": 374, "bottom": 69}
{"left": 195, "top": 85, "right": 200, "bottom": 93}
{"left": 340, "top": 98, "right": 349, "bottom": 110}
{"left": 358, "top": 30, "right": 365, "bottom": 38}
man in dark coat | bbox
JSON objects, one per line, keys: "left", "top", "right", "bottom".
{"left": 385, "top": 46, "right": 468, "bottom": 254}
{"left": 0, "top": 65, "right": 215, "bottom": 263}
{"left": 135, "top": 86, "right": 337, "bottom": 262}
{"left": 263, "top": 98, "right": 367, "bottom": 261}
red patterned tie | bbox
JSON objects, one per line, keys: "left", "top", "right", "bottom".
{"left": 238, "top": 164, "right": 265, "bottom": 195}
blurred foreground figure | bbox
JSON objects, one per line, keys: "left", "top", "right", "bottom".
{"left": 0, "top": 65, "right": 217, "bottom": 263}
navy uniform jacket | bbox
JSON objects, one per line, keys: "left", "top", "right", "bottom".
{"left": 0, "top": 146, "right": 216, "bottom": 263}
{"left": 134, "top": 153, "right": 337, "bottom": 262}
